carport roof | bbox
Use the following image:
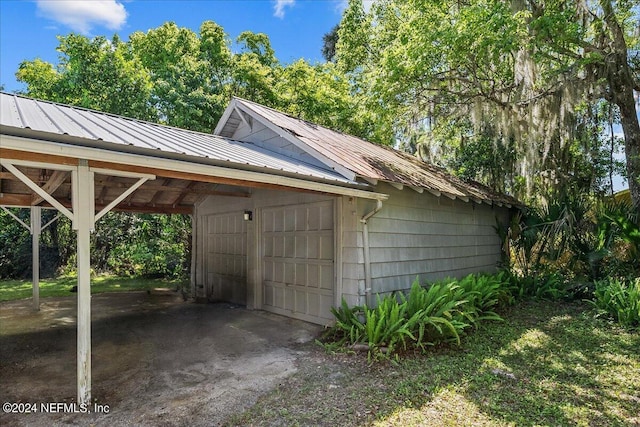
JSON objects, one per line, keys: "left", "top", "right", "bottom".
{"left": 218, "top": 97, "right": 521, "bottom": 207}
{"left": 1, "top": 93, "right": 390, "bottom": 213}
{"left": 0, "top": 92, "right": 352, "bottom": 185}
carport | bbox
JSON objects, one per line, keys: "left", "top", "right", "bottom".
{"left": 0, "top": 93, "right": 386, "bottom": 405}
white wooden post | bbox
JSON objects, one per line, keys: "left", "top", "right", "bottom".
{"left": 75, "top": 160, "right": 94, "bottom": 405}
{"left": 31, "top": 206, "right": 41, "bottom": 311}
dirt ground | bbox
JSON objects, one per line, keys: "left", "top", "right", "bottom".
{"left": 0, "top": 291, "right": 322, "bottom": 426}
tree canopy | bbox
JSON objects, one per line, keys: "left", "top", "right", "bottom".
{"left": 11, "top": 10, "right": 640, "bottom": 206}
{"left": 335, "top": 0, "right": 639, "bottom": 206}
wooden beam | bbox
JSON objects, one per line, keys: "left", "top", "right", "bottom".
{"left": 88, "top": 159, "right": 319, "bottom": 194}
{"left": 3, "top": 136, "right": 389, "bottom": 201}
{"left": 0, "top": 148, "right": 78, "bottom": 166}
{"left": 1, "top": 161, "right": 74, "bottom": 221}
{"left": 32, "top": 170, "right": 68, "bottom": 205}
{"left": 0, "top": 193, "right": 193, "bottom": 214}
{"left": 150, "top": 178, "right": 170, "bottom": 204}
{"left": 92, "top": 179, "right": 251, "bottom": 198}
{"left": 97, "top": 176, "right": 111, "bottom": 204}
{"left": 171, "top": 181, "right": 196, "bottom": 206}
{"left": 95, "top": 175, "right": 152, "bottom": 222}
{"left": 0, "top": 193, "right": 34, "bottom": 205}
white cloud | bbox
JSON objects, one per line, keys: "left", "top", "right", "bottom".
{"left": 36, "top": 0, "right": 128, "bottom": 35}
{"left": 273, "top": 0, "right": 295, "bottom": 18}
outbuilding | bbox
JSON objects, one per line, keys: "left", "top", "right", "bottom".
{"left": 0, "top": 93, "right": 517, "bottom": 403}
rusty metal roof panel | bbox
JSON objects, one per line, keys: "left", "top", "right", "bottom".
{"left": 0, "top": 92, "right": 354, "bottom": 185}
{"left": 233, "top": 98, "right": 519, "bottom": 205}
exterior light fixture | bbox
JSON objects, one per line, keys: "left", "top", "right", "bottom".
{"left": 243, "top": 210, "right": 253, "bottom": 221}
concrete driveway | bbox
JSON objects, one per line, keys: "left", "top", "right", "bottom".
{"left": 0, "top": 291, "right": 322, "bottom": 426}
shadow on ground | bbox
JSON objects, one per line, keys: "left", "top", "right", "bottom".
{"left": 224, "top": 301, "right": 640, "bottom": 427}
{"left": 0, "top": 292, "right": 321, "bottom": 427}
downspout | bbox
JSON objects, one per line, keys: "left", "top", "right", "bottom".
{"left": 360, "top": 199, "right": 383, "bottom": 307}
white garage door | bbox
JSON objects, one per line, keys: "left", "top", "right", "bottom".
{"left": 262, "top": 200, "right": 334, "bottom": 324}
{"left": 205, "top": 212, "right": 247, "bottom": 305}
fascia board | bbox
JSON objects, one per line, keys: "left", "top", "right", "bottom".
{"left": 213, "top": 98, "right": 238, "bottom": 135}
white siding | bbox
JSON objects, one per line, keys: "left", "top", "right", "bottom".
{"left": 195, "top": 183, "right": 510, "bottom": 321}
{"left": 363, "top": 184, "right": 509, "bottom": 294}
{"left": 230, "top": 120, "right": 329, "bottom": 171}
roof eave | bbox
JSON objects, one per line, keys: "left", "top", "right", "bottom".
{"left": 1, "top": 129, "right": 388, "bottom": 201}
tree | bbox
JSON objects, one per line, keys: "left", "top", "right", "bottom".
{"left": 17, "top": 34, "right": 155, "bottom": 120}
{"left": 335, "top": 0, "right": 640, "bottom": 205}
{"left": 130, "top": 21, "right": 232, "bottom": 132}
{"left": 322, "top": 24, "right": 340, "bottom": 62}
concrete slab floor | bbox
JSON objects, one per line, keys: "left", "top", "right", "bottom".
{"left": 0, "top": 292, "right": 323, "bottom": 426}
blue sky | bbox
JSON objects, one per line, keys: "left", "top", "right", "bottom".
{"left": 0, "top": 0, "right": 350, "bottom": 92}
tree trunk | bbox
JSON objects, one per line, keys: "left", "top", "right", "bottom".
{"left": 601, "top": 0, "right": 640, "bottom": 208}
{"left": 617, "top": 92, "right": 640, "bottom": 208}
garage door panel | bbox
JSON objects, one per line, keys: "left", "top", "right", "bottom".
{"left": 307, "top": 208, "right": 320, "bottom": 231}
{"left": 295, "top": 236, "right": 306, "bottom": 257}
{"left": 320, "top": 236, "right": 333, "bottom": 260}
{"left": 284, "top": 262, "right": 295, "bottom": 284}
{"left": 295, "top": 207, "right": 307, "bottom": 231}
{"left": 284, "top": 209, "right": 295, "bottom": 231}
{"left": 295, "top": 264, "right": 307, "bottom": 286}
{"left": 264, "top": 282, "right": 274, "bottom": 306}
{"left": 284, "top": 236, "right": 295, "bottom": 258}
{"left": 262, "top": 200, "right": 334, "bottom": 324}
{"left": 307, "top": 236, "right": 319, "bottom": 259}
{"left": 320, "top": 265, "right": 333, "bottom": 290}
{"left": 306, "top": 264, "right": 319, "bottom": 288}
{"left": 205, "top": 212, "right": 247, "bottom": 305}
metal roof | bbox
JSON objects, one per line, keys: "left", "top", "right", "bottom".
{"left": 224, "top": 98, "right": 520, "bottom": 206}
{"left": 0, "top": 92, "right": 355, "bottom": 186}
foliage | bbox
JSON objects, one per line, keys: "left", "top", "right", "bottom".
{"left": 16, "top": 20, "right": 365, "bottom": 139}
{"left": 589, "top": 277, "right": 640, "bottom": 328}
{"left": 0, "top": 208, "right": 62, "bottom": 279}
{"left": 321, "top": 24, "right": 340, "bottom": 62}
{"left": 325, "top": 273, "right": 511, "bottom": 359}
{"left": 96, "top": 213, "right": 191, "bottom": 279}
{"left": 506, "top": 193, "right": 640, "bottom": 282}
{"left": 0, "top": 209, "right": 191, "bottom": 280}
{"left": 335, "top": 0, "right": 640, "bottom": 206}
{"left": 505, "top": 270, "right": 569, "bottom": 301}
{"left": 231, "top": 301, "right": 640, "bottom": 427}
{"left": 17, "top": 34, "right": 155, "bottom": 120}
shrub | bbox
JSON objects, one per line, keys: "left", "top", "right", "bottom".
{"left": 589, "top": 278, "right": 640, "bottom": 327}
{"left": 324, "top": 273, "right": 510, "bottom": 359}
{"left": 504, "top": 270, "right": 568, "bottom": 300}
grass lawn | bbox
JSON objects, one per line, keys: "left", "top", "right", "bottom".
{"left": 226, "top": 300, "right": 640, "bottom": 427}
{"left": 0, "top": 275, "right": 186, "bottom": 301}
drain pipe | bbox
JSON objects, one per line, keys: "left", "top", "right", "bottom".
{"left": 360, "top": 200, "right": 383, "bottom": 307}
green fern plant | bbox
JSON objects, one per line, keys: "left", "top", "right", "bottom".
{"left": 589, "top": 278, "right": 640, "bottom": 327}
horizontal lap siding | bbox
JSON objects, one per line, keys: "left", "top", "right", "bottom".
{"left": 367, "top": 185, "right": 508, "bottom": 294}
